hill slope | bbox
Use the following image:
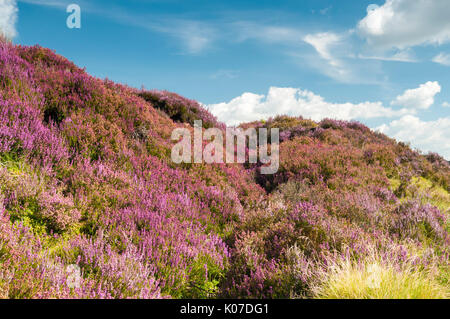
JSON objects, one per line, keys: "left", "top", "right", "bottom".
{"left": 0, "top": 40, "right": 448, "bottom": 298}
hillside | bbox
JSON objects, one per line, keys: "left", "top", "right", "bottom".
{"left": 0, "top": 40, "right": 449, "bottom": 299}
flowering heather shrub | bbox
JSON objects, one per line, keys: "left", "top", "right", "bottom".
{"left": 58, "top": 234, "right": 163, "bottom": 299}
{"left": 256, "top": 137, "right": 389, "bottom": 192}
{"left": 138, "top": 90, "right": 225, "bottom": 130}
{"left": 424, "top": 153, "right": 450, "bottom": 191}
{"left": 1, "top": 41, "right": 258, "bottom": 298}
{"left": 389, "top": 201, "right": 447, "bottom": 242}
{"left": 222, "top": 201, "right": 367, "bottom": 298}
{"left": 0, "top": 99, "right": 69, "bottom": 171}
{"left": 0, "top": 39, "right": 449, "bottom": 299}
{"left": 225, "top": 115, "right": 449, "bottom": 298}
{"left": 0, "top": 212, "right": 114, "bottom": 298}
{"left": 0, "top": 162, "right": 80, "bottom": 234}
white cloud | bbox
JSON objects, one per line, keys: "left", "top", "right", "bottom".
{"left": 18, "top": 0, "right": 66, "bottom": 7}
{"left": 56, "top": 2, "right": 216, "bottom": 55}
{"left": 233, "top": 22, "right": 302, "bottom": 45}
{"left": 233, "top": 25, "right": 361, "bottom": 83}
{"left": 304, "top": 32, "right": 342, "bottom": 68}
{"left": 366, "top": 4, "right": 380, "bottom": 13}
{"left": 358, "top": 49, "right": 417, "bottom": 63}
{"left": 320, "top": 6, "right": 332, "bottom": 15}
{"left": 0, "top": 0, "right": 18, "bottom": 39}
{"left": 390, "top": 81, "right": 441, "bottom": 110}
{"left": 210, "top": 69, "right": 239, "bottom": 80}
{"left": 205, "top": 86, "right": 409, "bottom": 126}
{"left": 376, "top": 115, "right": 450, "bottom": 159}
{"left": 301, "top": 32, "right": 365, "bottom": 83}
{"left": 358, "top": 0, "right": 450, "bottom": 50}
{"left": 151, "top": 20, "right": 215, "bottom": 55}
{"left": 206, "top": 83, "right": 450, "bottom": 159}
{"left": 432, "top": 52, "right": 450, "bottom": 66}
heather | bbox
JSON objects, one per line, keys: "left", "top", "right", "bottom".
{"left": 0, "top": 40, "right": 449, "bottom": 299}
{"left": 138, "top": 89, "right": 226, "bottom": 130}
{"left": 221, "top": 116, "right": 449, "bottom": 298}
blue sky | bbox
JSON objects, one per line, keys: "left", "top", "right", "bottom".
{"left": 1, "top": 0, "right": 450, "bottom": 158}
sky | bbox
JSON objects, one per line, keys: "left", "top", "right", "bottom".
{"left": 1, "top": 0, "right": 450, "bottom": 158}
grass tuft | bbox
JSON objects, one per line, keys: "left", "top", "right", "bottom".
{"left": 313, "top": 253, "right": 449, "bottom": 299}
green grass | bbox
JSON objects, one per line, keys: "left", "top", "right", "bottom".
{"left": 390, "top": 177, "right": 450, "bottom": 211}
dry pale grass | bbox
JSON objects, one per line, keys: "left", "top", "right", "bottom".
{"left": 313, "top": 254, "right": 449, "bottom": 299}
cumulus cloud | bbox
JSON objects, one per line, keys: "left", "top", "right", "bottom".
{"left": 390, "top": 81, "right": 441, "bottom": 110}
{"left": 443, "top": 102, "right": 450, "bottom": 108}
{"left": 205, "top": 86, "right": 409, "bottom": 126}
{"left": 376, "top": 115, "right": 450, "bottom": 159}
{"left": 0, "top": 0, "right": 18, "bottom": 39}
{"left": 432, "top": 52, "right": 450, "bottom": 66}
{"left": 358, "top": 0, "right": 450, "bottom": 50}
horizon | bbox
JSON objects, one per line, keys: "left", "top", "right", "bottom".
{"left": 1, "top": 0, "right": 450, "bottom": 159}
